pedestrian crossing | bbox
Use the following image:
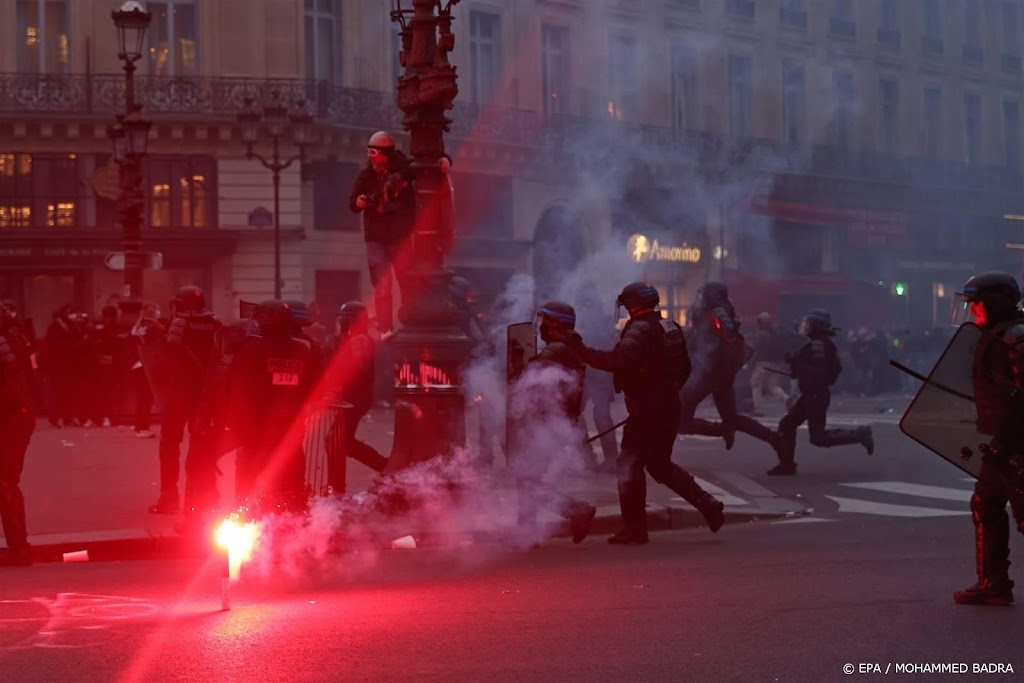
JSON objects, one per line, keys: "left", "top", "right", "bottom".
{"left": 822, "top": 480, "right": 972, "bottom": 519}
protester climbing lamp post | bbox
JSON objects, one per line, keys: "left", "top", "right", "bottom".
{"left": 387, "top": 0, "right": 472, "bottom": 467}
{"left": 109, "top": 0, "right": 152, "bottom": 321}
{"left": 236, "top": 92, "right": 314, "bottom": 299}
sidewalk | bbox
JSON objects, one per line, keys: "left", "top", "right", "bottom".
{"left": 12, "top": 399, "right": 832, "bottom": 563}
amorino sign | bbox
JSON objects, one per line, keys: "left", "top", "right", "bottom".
{"left": 626, "top": 233, "right": 702, "bottom": 264}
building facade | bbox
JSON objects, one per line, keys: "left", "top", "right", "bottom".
{"left": 1, "top": 0, "right": 1022, "bottom": 333}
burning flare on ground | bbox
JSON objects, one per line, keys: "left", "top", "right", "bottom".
{"left": 215, "top": 515, "right": 261, "bottom": 580}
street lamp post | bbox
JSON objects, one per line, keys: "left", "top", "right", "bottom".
{"left": 385, "top": 0, "right": 471, "bottom": 468}
{"left": 109, "top": 0, "right": 152, "bottom": 321}
{"left": 236, "top": 92, "right": 314, "bottom": 299}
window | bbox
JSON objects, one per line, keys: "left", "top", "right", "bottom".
{"left": 964, "top": 93, "right": 982, "bottom": 165}
{"left": 313, "top": 160, "right": 361, "bottom": 231}
{"left": 0, "top": 153, "right": 111, "bottom": 229}
{"left": 965, "top": 0, "right": 981, "bottom": 48}
{"left": 833, "top": 70, "right": 855, "bottom": 150}
{"left": 779, "top": 0, "right": 807, "bottom": 29}
{"left": 922, "top": 87, "right": 942, "bottom": 159}
{"left": 729, "top": 55, "right": 753, "bottom": 138}
{"left": 727, "top": 0, "right": 755, "bottom": 19}
{"left": 879, "top": 78, "right": 900, "bottom": 153}
{"left": 670, "top": 42, "right": 696, "bottom": 133}
{"left": 880, "top": 0, "right": 900, "bottom": 29}
{"left": 304, "top": 0, "right": 341, "bottom": 84}
{"left": 830, "top": 0, "right": 856, "bottom": 38}
{"left": 782, "top": 62, "right": 805, "bottom": 147}
{"left": 1004, "top": 2, "right": 1021, "bottom": 55}
{"left": 609, "top": 34, "right": 637, "bottom": 121}
{"left": 541, "top": 24, "right": 570, "bottom": 119}
{"left": 147, "top": 0, "right": 199, "bottom": 76}
{"left": 923, "top": 0, "right": 941, "bottom": 37}
{"left": 145, "top": 156, "right": 215, "bottom": 228}
{"left": 469, "top": 10, "right": 502, "bottom": 104}
{"left": 15, "top": 0, "right": 70, "bottom": 73}
{"left": 1004, "top": 100, "right": 1021, "bottom": 168}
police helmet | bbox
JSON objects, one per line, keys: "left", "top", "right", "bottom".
{"left": 0, "top": 300, "right": 18, "bottom": 330}
{"left": 536, "top": 300, "right": 576, "bottom": 343}
{"left": 336, "top": 301, "right": 369, "bottom": 336}
{"left": 951, "top": 272, "right": 1022, "bottom": 325}
{"left": 175, "top": 285, "right": 205, "bottom": 313}
{"left": 254, "top": 299, "right": 292, "bottom": 332}
{"left": 694, "top": 281, "right": 730, "bottom": 312}
{"left": 285, "top": 299, "right": 311, "bottom": 327}
{"left": 616, "top": 282, "right": 660, "bottom": 316}
{"left": 799, "top": 309, "right": 835, "bottom": 338}
{"left": 368, "top": 131, "right": 396, "bottom": 151}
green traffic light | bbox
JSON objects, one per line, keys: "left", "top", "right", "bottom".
{"left": 894, "top": 282, "right": 906, "bottom": 296}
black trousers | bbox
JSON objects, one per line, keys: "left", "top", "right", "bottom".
{"left": 0, "top": 410, "right": 35, "bottom": 551}
{"left": 775, "top": 392, "right": 864, "bottom": 465}
{"left": 325, "top": 406, "right": 388, "bottom": 493}
{"left": 679, "top": 372, "right": 777, "bottom": 444}
{"left": 970, "top": 459, "right": 1024, "bottom": 585}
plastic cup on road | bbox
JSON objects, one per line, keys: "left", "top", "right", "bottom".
{"left": 63, "top": 550, "right": 89, "bottom": 563}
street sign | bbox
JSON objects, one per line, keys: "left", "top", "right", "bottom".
{"left": 104, "top": 251, "right": 164, "bottom": 271}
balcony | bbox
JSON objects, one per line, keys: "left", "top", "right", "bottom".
{"left": 666, "top": 0, "right": 699, "bottom": 9}
{"left": 877, "top": 28, "right": 901, "bottom": 50}
{"left": 779, "top": 7, "right": 807, "bottom": 30}
{"left": 1002, "top": 53, "right": 1022, "bottom": 75}
{"left": 962, "top": 45, "right": 984, "bottom": 67}
{"left": 829, "top": 17, "right": 857, "bottom": 40}
{"left": 921, "top": 36, "right": 944, "bottom": 57}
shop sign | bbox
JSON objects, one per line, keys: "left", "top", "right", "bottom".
{"left": 626, "top": 233, "right": 702, "bottom": 264}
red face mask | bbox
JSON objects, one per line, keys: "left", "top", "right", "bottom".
{"left": 969, "top": 301, "right": 988, "bottom": 327}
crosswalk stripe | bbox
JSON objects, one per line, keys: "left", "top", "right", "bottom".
{"left": 840, "top": 481, "right": 972, "bottom": 502}
{"left": 693, "top": 477, "right": 749, "bottom": 506}
{"left": 826, "top": 495, "right": 968, "bottom": 517}
{"left": 771, "top": 517, "right": 838, "bottom": 525}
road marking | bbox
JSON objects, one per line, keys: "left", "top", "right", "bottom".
{"left": 669, "top": 477, "right": 748, "bottom": 507}
{"left": 840, "top": 481, "right": 973, "bottom": 502}
{"left": 714, "top": 471, "right": 778, "bottom": 499}
{"left": 826, "top": 495, "right": 967, "bottom": 517}
{"left": 771, "top": 517, "right": 838, "bottom": 525}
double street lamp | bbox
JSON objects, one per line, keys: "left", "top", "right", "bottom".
{"left": 108, "top": 0, "right": 152, "bottom": 319}
{"left": 236, "top": 92, "right": 314, "bottom": 299}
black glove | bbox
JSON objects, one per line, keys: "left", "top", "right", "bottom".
{"left": 566, "top": 331, "right": 585, "bottom": 354}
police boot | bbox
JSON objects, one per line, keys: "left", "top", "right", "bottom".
{"left": 768, "top": 430, "right": 797, "bottom": 476}
{"left": 690, "top": 418, "right": 734, "bottom": 450}
{"left": 609, "top": 460, "right": 648, "bottom": 545}
{"left": 954, "top": 518, "right": 1015, "bottom": 606}
{"left": 661, "top": 465, "right": 725, "bottom": 533}
{"left": 566, "top": 501, "right": 597, "bottom": 544}
{"left": 148, "top": 493, "right": 180, "bottom": 515}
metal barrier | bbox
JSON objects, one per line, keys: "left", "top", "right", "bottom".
{"left": 302, "top": 400, "right": 352, "bottom": 497}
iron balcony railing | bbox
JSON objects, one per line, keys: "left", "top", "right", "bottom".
{"left": 1, "top": 72, "right": 1021, "bottom": 193}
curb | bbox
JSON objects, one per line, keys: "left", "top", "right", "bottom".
{"left": 19, "top": 501, "right": 808, "bottom": 564}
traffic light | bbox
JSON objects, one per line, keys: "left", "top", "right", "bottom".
{"left": 893, "top": 282, "right": 906, "bottom": 296}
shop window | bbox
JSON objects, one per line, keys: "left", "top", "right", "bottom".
{"left": 0, "top": 153, "right": 92, "bottom": 229}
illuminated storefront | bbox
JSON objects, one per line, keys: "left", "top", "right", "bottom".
{"left": 625, "top": 231, "right": 708, "bottom": 326}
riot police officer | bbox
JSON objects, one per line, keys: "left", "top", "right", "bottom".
{"left": 573, "top": 283, "right": 724, "bottom": 544}
{"left": 229, "top": 300, "right": 317, "bottom": 513}
{"left": 0, "top": 300, "right": 37, "bottom": 566}
{"left": 949, "top": 272, "right": 1024, "bottom": 606}
{"left": 286, "top": 299, "right": 325, "bottom": 364}
{"left": 510, "top": 301, "right": 596, "bottom": 544}
{"left": 679, "top": 281, "right": 782, "bottom": 457}
{"left": 150, "top": 285, "right": 220, "bottom": 514}
{"left": 768, "top": 310, "right": 873, "bottom": 476}
{"left": 324, "top": 301, "right": 388, "bottom": 493}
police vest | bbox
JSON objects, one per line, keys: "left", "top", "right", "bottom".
{"left": 660, "top": 319, "right": 691, "bottom": 389}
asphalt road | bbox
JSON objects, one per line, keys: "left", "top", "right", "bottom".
{"left": 4, "top": 413, "right": 1023, "bottom": 682}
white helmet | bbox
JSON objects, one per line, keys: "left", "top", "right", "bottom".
{"left": 368, "top": 131, "right": 395, "bottom": 150}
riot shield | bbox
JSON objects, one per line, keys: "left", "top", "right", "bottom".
{"left": 899, "top": 322, "right": 993, "bottom": 479}
{"left": 137, "top": 338, "right": 180, "bottom": 412}
{"left": 505, "top": 322, "right": 538, "bottom": 460}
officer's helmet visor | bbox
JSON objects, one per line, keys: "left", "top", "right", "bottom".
{"left": 949, "top": 293, "right": 979, "bottom": 326}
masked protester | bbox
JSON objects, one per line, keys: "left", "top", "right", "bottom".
{"left": 768, "top": 310, "right": 873, "bottom": 476}
{"left": 323, "top": 301, "right": 389, "bottom": 493}
{"left": 509, "top": 301, "right": 596, "bottom": 545}
{"left": 679, "top": 281, "right": 783, "bottom": 460}
{"left": 349, "top": 131, "right": 416, "bottom": 338}
{"left": 949, "top": 272, "right": 1024, "bottom": 606}
{"left": 229, "top": 300, "right": 317, "bottom": 513}
{"left": 0, "top": 300, "right": 37, "bottom": 566}
{"left": 571, "top": 283, "right": 724, "bottom": 544}
{"left": 149, "top": 285, "right": 220, "bottom": 514}
{"left": 749, "top": 312, "right": 791, "bottom": 416}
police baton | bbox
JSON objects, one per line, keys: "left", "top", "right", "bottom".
{"left": 888, "top": 359, "right": 975, "bottom": 403}
{"left": 764, "top": 366, "right": 794, "bottom": 378}
{"left": 587, "top": 418, "right": 629, "bottom": 444}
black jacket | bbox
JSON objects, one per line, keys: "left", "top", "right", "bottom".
{"left": 582, "top": 311, "right": 677, "bottom": 415}
{"left": 788, "top": 335, "right": 842, "bottom": 396}
{"left": 0, "top": 327, "right": 37, "bottom": 414}
{"left": 349, "top": 151, "right": 416, "bottom": 244}
{"left": 533, "top": 339, "right": 586, "bottom": 422}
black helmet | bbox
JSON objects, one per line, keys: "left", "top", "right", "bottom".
{"left": 951, "top": 271, "right": 1021, "bottom": 326}
{"left": 0, "top": 299, "right": 18, "bottom": 331}
{"left": 616, "top": 282, "right": 659, "bottom": 317}
{"left": 799, "top": 309, "right": 835, "bottom": 338}
{"left": 336, "top": 301, "right": 369, "bottom": 336}
{"left": 535, "top": 300, "right": 576, "bottom": 343}
{"left": 694, "top": 281, "right": 730, "bottom": 312}
{"left": 175, "top": 285, "right": 205, "bottom": 313}
{"left": 254, "top": 299, "right": 292, "bottom": 333}
{"left": 285, "top": 300, "right": 311, "bottom": 327}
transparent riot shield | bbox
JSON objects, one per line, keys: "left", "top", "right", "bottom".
{"left": 505, "top": 322, "right": 538, "bottom": 459}
{"left": 137, "top": 339, "right": 179, "bottom": 412}
{"left": 899, "top": 322, "right": 996, "bottom": 479}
